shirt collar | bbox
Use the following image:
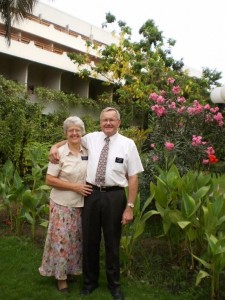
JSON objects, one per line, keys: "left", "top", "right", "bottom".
{"left": 102, "top": 131, "right": 119, "bottom": 142}
{"left": 65, "top": 142, "right": 84, "bottom": 156}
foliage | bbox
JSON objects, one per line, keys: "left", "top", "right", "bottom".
{"left": 120, "top": 127, "right": 151, "bottom": 153}
{"left": 120, "top": 192, "right": 159, "bottom": 274}
{"left": 146, "top": 77, "right": 225, "bottom": 178}
{"left": 150, "top": 164, "right": 213, "bottom": 260}
{"left": 68, "top": 14, "right": 222, "bottom": 129}
{"left": 150, "top": 163, "right": 225, "bottom": 299}
{"left": 0, "top": 160, "right": 25, "bottom": 234}
{"left": 34, "top": 86, "right": 98, "bottom": 110}
{"left": 0, "top": 0, "right": 37, "bottom": 45}
{"left": 0, "top": 76, "right": 102, "bottom": 170}
{"left": 0, "top": 143, "right": 50, "bottom": 240}
{"left": 0, "top": 75, "right": 43, "bottom": 170}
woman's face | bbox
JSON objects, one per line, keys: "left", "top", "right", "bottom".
{"left": 66, "top": 125, "right": 82, "bottom": 145}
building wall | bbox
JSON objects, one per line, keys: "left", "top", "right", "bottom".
{"left": 0, "top": 1, "right": 115, "bottom": 112}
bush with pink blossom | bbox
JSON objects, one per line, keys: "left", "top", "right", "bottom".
{"left": 146, "top": 77, "right": 225, "bottom": 176}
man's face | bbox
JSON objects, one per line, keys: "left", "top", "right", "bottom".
{"left": 100, "top": 111, "right": 121, "bottom": 137}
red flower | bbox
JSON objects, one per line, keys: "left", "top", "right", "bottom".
{"left": 208, "top": 154, "right": 219, "bottom": 164}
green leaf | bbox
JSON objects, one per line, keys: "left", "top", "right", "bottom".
{"left": 40, "top": 220, "right": 49, "bottom": 228}
{"left": 193, "top": 186, "right": 210, "bottom": 200}
{"left": 193, "top": 254, "right": 212, "bottom": 270}
{"left": 24, "top": 212, "right": 34, "bottom": 224}
{"left": 196, "top": 270, "right": 210, "bottom": 286}
{"left": 187, "top": 227, "right": 198, "bottom": 242}
{"left": 163, "top": 219, "right": 171, "bottom": 235}
{"left": 141, "top": 192, "right": 155, "bottom": 213}
{"left": 177, "top": 221, "right": 191, "bottom": 229}
{"left": 182, "top": 192, "right": 197, "bottom": 218}
{"left": 206, "top": 234, "right": 217, "bottom": 254}
{"left": 133, "top": 221, "right": 145, "bottom": 239}
{"left": 212, "top": 195, "right": 225, "bottom": 217}
{"left": 168, "top": 210, "right": 183, "bottom": 224}
{"left": 13, "top": 170, "right": 23, "bottom": 189}
{"left": 2, "top": 160, "right": 14, "bottom": 180}
{"left": 37, "top": 185, "right": 51, "bottom": 191}
{"left": 141, "top": 210, "right": 160, "bottom": 223}
{"left": 166, "top": 164, "right": 181, "bottom": 189}
{"left": 153, "top": 186, "right": 169, "bottom": 208}
{"left": 217, "top": 215, "right": 225, "bottom": 227}
{"left": 22, "top": 190, "right": 39, "bottom": 210}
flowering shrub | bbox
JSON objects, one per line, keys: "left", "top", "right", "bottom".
{"left": 147, "top": 77, "right": 225, "bottom": 175}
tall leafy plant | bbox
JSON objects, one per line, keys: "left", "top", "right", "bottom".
{"left": 120, "top": 191, "right": 159, "bottom": 274}
{"left": 0, "top": 160, "right": 25, "bottom": 234}
{"left": 150, "top": 164, "right": 213, "bottom": 263}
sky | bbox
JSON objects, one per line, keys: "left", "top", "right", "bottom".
{"left": 40, "top": 0, "right": 225, "bottom": 83}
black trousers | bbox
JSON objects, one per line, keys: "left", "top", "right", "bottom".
{"left": 82, "top": 188, "right": 126, "bottom": 290}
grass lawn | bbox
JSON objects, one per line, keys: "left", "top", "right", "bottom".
{"left": 0, "top": 228, "right": 208, "bottom": 300}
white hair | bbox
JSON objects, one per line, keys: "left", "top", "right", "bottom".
{"left": 63, "top": 116, "right": 85, "bottom": 134}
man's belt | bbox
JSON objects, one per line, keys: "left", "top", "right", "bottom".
{"left": 87, "top": 183, "right": 124, "bottom": 192}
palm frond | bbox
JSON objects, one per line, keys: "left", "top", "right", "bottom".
{"left": 0, "top": 0, "right": 37, "bottom": 45}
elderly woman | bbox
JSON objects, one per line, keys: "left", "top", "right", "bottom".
{"left": 39, "top": 116, "right": 92, "bottom": 292}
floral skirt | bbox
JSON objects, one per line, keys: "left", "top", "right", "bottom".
{"left": 39, "top": 199, "right": 83, "bottom": 280}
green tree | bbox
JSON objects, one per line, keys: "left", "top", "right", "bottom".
{"left": 68, "top": 14, "right": 222, "bottom": 129}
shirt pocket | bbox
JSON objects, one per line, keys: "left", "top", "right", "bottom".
{"left": 111, "top": 157, "right": 126, "bottom": 174}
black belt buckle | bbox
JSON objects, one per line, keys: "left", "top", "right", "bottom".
{"left": 99, "top": 186, "right": 107, "bottom": 192}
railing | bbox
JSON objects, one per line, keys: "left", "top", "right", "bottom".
{"left": 0, "top": 28, "right": 63, "bottom": 54}
{"left": 26, "top": 14, "right": 106, "bottom": 47}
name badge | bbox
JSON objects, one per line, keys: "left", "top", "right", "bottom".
{"left": 81, "top": 156, "right": 88, "bottom": 160}
{"left": 115, "top": 157, "right": 124, "bottom": 163}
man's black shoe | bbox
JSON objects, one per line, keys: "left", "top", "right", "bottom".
{"left": 110, "top": 288, "right": 124, "bottom": 300}
{"left": 80, "top": 286, "right": 98, "bottom": 297}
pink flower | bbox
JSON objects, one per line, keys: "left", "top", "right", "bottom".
{"left": 204, "top": 104, "right": 211, "bottom": 110}
{"left": 156, "top": 96, "right": 165, "bottom": 104}
{"left": 152, "top": 155, "right": 159, "bottom": 162}
{"left": 165, "top": 142, "right": 174, "bottom": 151}
{"left": 149, "top": 92, "right": 159, "bottom": 101}
{"left": 192, "top": 135, "right": 203, "bottom": 146}
{"left": 177, "top": 106, "right": 186, "bottom": 114}
{"left": 168, "top": 101, "right": 176, "bottom": 110}
{"left": 206, "top": 146, "right": 215, "bottom": 156}
{"left": 177, "top": 96, "right": 186, "bottom": 103}
{"left": 160, "top": 90, "right": 166, "bottom": 96}
{"left": 150, "top": 144, "right": 155, "bottom": 149}
{"left": 210, "top": 107, "right": 219, "bottom": 113}
{"left": 151, "top": 105, "right": 166, "bottom": 117}
{"left": 167, "top": 77, "right": 175, "bottom": 85}
{"left": 213, "top": 112, "right": 224, "bottom": 126}
{"left": 202, "top": 159, "right": 209, "bottom": 164}
{"left": 172, "top": 86, "right": 180, "bottom": 95}
{"left": 187, "top": 100, "right": 204, "bottom": 115}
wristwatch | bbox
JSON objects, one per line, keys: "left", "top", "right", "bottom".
{"left": 127, "top": 202, "right": 134, "bottom": 208}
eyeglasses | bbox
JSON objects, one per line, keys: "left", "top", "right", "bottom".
{"left": 101, "top": 118, "right": 118, "bottom": 123}
{"left": 67, "top": 129, "right": 82, "bottom": 133}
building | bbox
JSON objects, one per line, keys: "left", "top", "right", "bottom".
{"left": 0, "top": 1, "right": 116, "bottom": 107}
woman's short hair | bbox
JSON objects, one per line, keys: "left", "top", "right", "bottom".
{"left": 63, "top": 116, "right": 85, "bottom": 135}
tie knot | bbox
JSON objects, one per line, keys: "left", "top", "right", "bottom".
{"left": 105, "top": 137, "right": 110, "bottom": 143}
